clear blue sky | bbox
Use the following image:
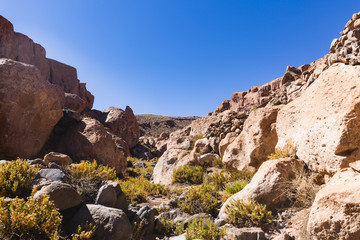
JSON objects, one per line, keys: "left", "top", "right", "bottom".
{"left": 1, "top": 1, "right": 359, "bottom": 116}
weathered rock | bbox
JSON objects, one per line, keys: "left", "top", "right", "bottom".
{"left": 153, "top": 149, "right": 195, "bottom": 185}
{"left": 43, "top": 152, "right": 72, "bottom": 166}
{"left": 225, "top": 226, "right": 265, "bottom": 240}
{"left": 70, "top": 204, "right": 132, "bottom": 240}
{"left": 103, "top": 106, "right": 140, "bottom": 148}
{"left": 0, "top": 59, "right": 64, "bottom": 159}
{"left": 222, "top": 106, "right": 280, "bottom": 171}
{"left": 37, "top": 169, "right": 65, "bottom": 182}
{"left": 136, "top": 206, "right": 157, "bottom": 236}
{"left": 307, "top": 168, "right": 360, "bottom": 240}
{"left": 197, "top": 153, "right": 220, "bottom": 165}
{"left": 56, "top": 118, "right": 127, "bottom": 174}
{"left": 79, "top": 82, "right": 94, "bottom": 110}
{"left": 276, "top": 63, "right": 360, "bottom": 174}
{"left": 95, "top": 181, "right": 127, "bottom": 212}
{"left": 219, "top": 132, "right": 237, "bottom": 158}
{"left": 192, "top": 138, "right": 211, "bottom": 155}
{"left": 34, "top": 182, "right": 82, "bottom": 211}
{"left": 64, "top": 93, "right": 88, "bottom": 112}
{"left": 219, "top": 158, "right": 303, "bottom": 218}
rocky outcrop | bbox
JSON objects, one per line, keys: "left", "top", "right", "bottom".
{"left": 307, "top": 168, "right": 360, "bottom": 239}
{"left": 0, "top": 15, "right": 94, "bottom": 110}
{"left": 103, "top": 106, "right": 140, "bottom": 148}
{"left": 0, "top": 59, "right": 64, "bottom": 159}
{"left": 222, "top": 106, "right": 280, "bottom": 171}
{"left": 219, "top": 158, "right": 303, "bottom": 218}
{"left": 56, "top": 118, "right": 127, "bottom": 174}
{"left": 276, "top": 63, "right": 360, "bottom": 174}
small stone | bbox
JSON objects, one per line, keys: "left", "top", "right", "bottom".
{"left": 38, "top": 169, "right": 65, "bottom": 182}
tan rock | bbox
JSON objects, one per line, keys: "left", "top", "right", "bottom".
{"left": 0, "top": 59, "right": 64, "bottom": 159}
{"left": 57, "top": 118, "right": 127, "bottom": 174}
{"left": 153, "top": 149, "right": 195, "bottom": 185}
{"left": 191, "top": 138, "right": 211, "bottom": 155}
{"left": 307, "top": 168, "right": 360, "bottom": 239}
{"left": 219, "top": 132, "right": 237, "bottom": 157}
{"left": 103, "top": 106, "right": 140, "bottom": 148}
{"left": 43, "top": 152, "right": 72, "bottom": 166}
{"left": 276, "top": 63, "right": 360, "bottom": 174}
{"left": 219, "top": 158, "right": 303, "bottom": 218}
{"left": 222, "top": 106, "right": 280, "bottom": 171}
{"left": 64, "top": 93, "right": 88, "bottom": 112}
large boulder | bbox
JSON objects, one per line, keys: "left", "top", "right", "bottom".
{"left": 0, "top": 58, "right": 64, "bottom": 159}
{"left": 219, "top": 158, "right": 303, "bottom": 219}
{"left": 56, "top": 118, "right": 127, "bottom": 174}
{"left": 64, "top": 93, "right": 88, "bottom": 112}
{"left": 307, "top": 168, "right": 360, "bottom": 239}
{"left": 222, "top": 106, "right": 280, "bottom": 171}
{"left": 34, "top": 182, "right": 82, "bottom": 211}
{"left": 153, "top": 148, "right": 195, "bottom": 185}
{"left": 70, "top": 204, "right": 132, "bottom": 240}
{"left": 276, "top": 63, "right": 360, "bottom": 174}
{"left": 103, "top": 106, "right": 140, "bottom": 148}
{"left": 95, "top": 181, "right": 128, "bottom": 212}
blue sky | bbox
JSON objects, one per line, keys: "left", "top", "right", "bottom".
{"left": 1, "top": 1, "right": 359, "bottom": 116}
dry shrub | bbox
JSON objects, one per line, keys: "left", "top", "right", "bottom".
{"left": 225, "top": 199, "right": 272, "bottom": 228}
{"left": 0, "top": 159, "right": 39, "bottom": 198}
{"left": 268, "top": 141, "right": 297, "bottom": 160}
{"left": 284, "top": 166, "right": 319, "bottom": 209}
{"left": 71, "top": 223, "right": 96, "bottom": 240}
{"left": 0, "top": 195, "right": 62, "bottom": 240}
{"left": 185, "top": 218, "right": 226, "bottom": 240}
{"left": 65, "top": 160, "right": 116, "bottom": 203}
{"left": 172, "top": 165, "right": 204, "bottom": 184}
{"left": 118, "top": 176, "right": 169, "bottom": 204}
{"left": 179, "top": 184, "right": 219, "bottom": 216}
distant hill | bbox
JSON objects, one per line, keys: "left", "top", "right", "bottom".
{"left": 136, "top": 114, "right": 199, "bottom": 137}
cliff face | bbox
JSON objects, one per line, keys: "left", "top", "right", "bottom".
{"left": 0, "top": 15, "right": 139, "bottom": 174}
{"left": 0, "top": 16, "right": 94, "bottom": 110}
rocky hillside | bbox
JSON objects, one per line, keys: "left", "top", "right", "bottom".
{"left": 2, "top": 11, "right": 360, "bottom": 240}
{"left": 136, "top": 114, "right": 199, "bottom": 137}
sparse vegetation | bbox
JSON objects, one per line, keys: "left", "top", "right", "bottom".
{"left": 190, "top": 134, "right": 204, "bottom": 150}
{"left": 284, "top": 166, "right": 319, "bottom": 208}
{"left": 118, "top": 176, "right": 169, "bottom": 204}
{"left": 65, "top": 160, "right": 116, "bottom": 203}
{"left": 185, "top": 218, "right": 226, "bottom": 240}
{"left": 0, "top": 159, "right": 39, "bottom": 198}
{"left": 156, "top": 216, "right": 185, "bottom": 236}
{"left": 225, "top": 199, "right": 273, "bottom": 228}
{"left": 0, "top": 195, "right": 62, "bottom": 240}
{"left": 179, "top": 184, "right": 219, "bottom": 216}
{"left": 268, "top": 141, "right": 297, "bottom": 160}
{"left": 71, "top": 223, "right": 96, "bottom": 240}
{"left": 172, "top": 165, "right": 204, "bottom": 184}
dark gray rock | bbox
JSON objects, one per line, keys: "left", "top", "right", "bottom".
{"left": 37, "top": 168, "right": 65, "bottom": 182}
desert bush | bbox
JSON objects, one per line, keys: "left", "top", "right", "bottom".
{"left": 185, "top": 218, "right": 226, "bottom": 240}
{"left": 0, "top": 195, "right": 62, "bottom": 240}
{"left": 268, "top": 141, "right": 297, "bottom": 160}
{"left": 126, "top": 157, "right": 154, "bottom": 179}
{"left": 225, "top": 180, "right": 248, "bottom": 195}
{"left": 65, "top": 160, "right": 116, "bottom": 203}
{"left": 118, "top": 176, "right": 169, "bottom": 204}
{"left": 172, "top": 165, "right": 204, "bottom": 184}
{"left": 225, "top": 199, "right": 272, "bottom": 228}
{"left": 190, "top": 134, "right": 204, "bottom": 150}
{"left": 0, "top": 159, "right": 39, "bottom": 198}
{"left": 156, "top": 216, "right": 185, "bottom": 236}
{"left": 179, "top": 184, "right": 219, "bottom": 216}
{"left": 227, "top": 169, "right": 254, "bottom": 182}
{"left": 284, "top": 166, "right": 319, "bottom": 208}
{"left": 212, "top": 157, "right": 223, "bottom": 168}
{"left": 71, "top": 223, "right": 96, "bottom": 240}
{"left": 207, "top": 171, "right": 229, "bottom": 190}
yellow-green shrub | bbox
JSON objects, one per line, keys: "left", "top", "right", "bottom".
{"left": 0, "top": 159, "right": 39, "bottom": 198}
{"left": 66, "top": 160, "right": 116, "bottom": 203}
{"left": 179, "top": 184, "right": 219, "bottom": 216}
{"left": 225, "top": 199, "right": 272, "bottom": 228}
{"left": 156, "top": 216, "right": 185, "bottom": 236}
{"left": 268, "top": 141, "right": 296, "bottom": 160}
{"left": 185, "top": 218, "right": 226, "bottom": 240}
{"left": 71, "top": 223, "right": 96, "bottom": 240}
{"left": 118, "top": 176, "right": 169, "bottom": 204}
{"left": 225, "top": 180, "right": 248, "bottom": 195}
{"left": 172, "top": 165, "right": 203, "bottom": 184}
{"left": 67, "top": 160, "right": 116, "bottom": 180}
{"left": 0, "top": 195, "right": 62, "bottom": 240}
{"left": 207, "top": 171, "right": 229, "bottom": 190}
